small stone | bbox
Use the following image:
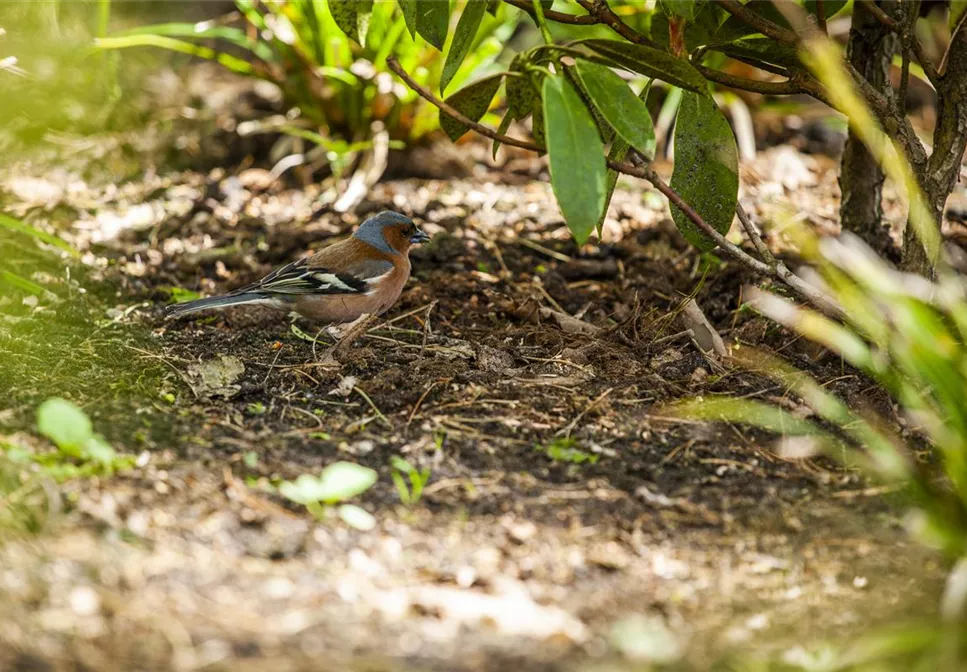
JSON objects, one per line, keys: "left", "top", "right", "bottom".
{"left": 69, "top": 586, "right": 100, "bottom": 616}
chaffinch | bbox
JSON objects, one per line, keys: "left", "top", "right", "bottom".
{"left": 165, "top": 211, "right": 430, "bottom": 322}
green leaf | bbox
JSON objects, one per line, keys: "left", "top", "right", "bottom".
{"left": 669, "top": 92, "right": 738, "bottom": 251}
{"left": 440, "top": 73, "right": 503, "bottom": 141}
{"left": 0, "top": 270, "right": 46, "bottom": 295}
{"left": 492, "top": 113, "right": 512, "bottom": 159}
{"left": 318, "top": 461, "right": 378, "bottom": 502}
{"left": 598, "top": 137, "right": 629, "bottom": 237}
{"left": 507, "top": 59, "right": 535, "bottom": 120}
{"left": 0, "top": 213, "right": 79, "bottom": 257}
{"left": 37, "top": 398, "right": 93, "bottom": 451}
{"left": 648, "top": 11, "right": 724, "bottom": 57}
{"left": 96, "top": 35, "right": 255, "bottom": 75}
{"left": 328, "top": 0, "right": 359, "bottom": 42}
{"left": 543, "top": 75, "right": 607, "bottom": 245}
{"left": 441, "top": 0, "right": 488, "bottom": 93}
{"left": 952, "top": 0, "right": 967, "bottom": 33}
{"left": 338, "top": 504, "right": 377, "bottom": 530}
{"left": 398, "top": 0, "right": 418, "bottom": 38}
{"left": 658, "top": 0, "right": 695, "bottom": 20}
{"left": 581, "top": 39, "right": 708, "bottom": 94}
{"left": 279, "top": 461, "right": 377, "bottom": 506}
{"left": 83, "top": 436, "right": 118, "bottom": 467}
{"left": 573, "top": 60, "right": 656, "bottom": 158}
{"left": 111, "top": 22, "right": 276, "bottom": 62}
{"left": 415, "top": 0, "right": 450, "bottom": 50}
{"left": 531, "top": 96, "right": 546, "bottom": 149}
{"left": 710, "top": 38, "right": 802, "bottom": 69}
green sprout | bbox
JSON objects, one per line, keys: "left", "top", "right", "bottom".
{"left": 538, "top": 437, "right": 599, "bottom": 465}
{"left": 390, "top": 456, "right": 431, "bottom": 507}
{"left": 279, "top": 461, "right": 378, "bottom": 530}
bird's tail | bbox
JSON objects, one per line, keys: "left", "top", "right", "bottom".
{"left": 164, "top": 292, "right": 272, "bottom": 320}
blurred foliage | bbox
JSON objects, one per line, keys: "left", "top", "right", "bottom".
{"left": 98, "top": 0, "right": 517, "bottom": 161}
{"left": 0, "top": 0, "right": 156, "bottom": 150}
{"left": 676, "top": 227, "right": 967, "bottom": 561}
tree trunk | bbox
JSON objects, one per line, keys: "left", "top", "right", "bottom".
{"left": 839, "top": 0, "right": 899, "bottom": 257}
{"left": 902, "top": 12, "right": 967, "bottom": 274}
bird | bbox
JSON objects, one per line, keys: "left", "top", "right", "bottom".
{"left": 165, "top": 211, "right": 430, "bottom": 323}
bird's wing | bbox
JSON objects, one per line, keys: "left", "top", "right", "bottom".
{"left": 243, "top": 256, "right": 394, "bottom": 296}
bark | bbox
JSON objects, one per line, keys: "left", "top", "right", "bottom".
{"left": 839, "top": 0, "right": 899, "bottom": 256}
{"left": 902, "top": 11, "right": 967, "bottom": 274}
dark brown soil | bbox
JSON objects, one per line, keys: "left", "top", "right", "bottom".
{"left": 0, "top": 136, "right": 951, "bottom": 672}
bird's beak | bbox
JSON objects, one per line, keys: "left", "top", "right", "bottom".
{"left": 410, "top": 229, "right": 431, "bottom": 245}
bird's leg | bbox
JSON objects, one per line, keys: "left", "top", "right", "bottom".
{"left": 311, "top": 313, "right": 379, "bottom": 364}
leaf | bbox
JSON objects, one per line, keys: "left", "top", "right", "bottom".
{"left": 328, "top": 0, "right": 358, "bottom": 41}
{"left": 441, "top": 0, "right": 488, "bottom": 93}
{"left": 0, "top": 270, "right": 46, "bottom": 295}
{"left": 398, "top": 0, "right": 418, "bottom": 38}
{"left": 543, "top": 75, "right": 607, "bottom": 245}
{"left": 338, "top": 504, "right": 377, "bottom": 530}
{"left": 415, "top": 0, "right": 450, "bottom": 50}
{"left": 712, "top": 38, "right": 801, "bottom": 68}
{"left": 112, "top": 22, "right": 276, "bottom": 62}
{"left": 574, "top": 60, "right": 656, "bottom": 158}
{"left": 581, "top": 39, "right": 708, "bottom": 94}
{"left": 598, "top": 137, "right": 630, "bottom": 237}
{"left": 506, "top": 59, "right": 535, "bottom": 120}
{"left": 649, "top": 10, "right": 728, "bottom": 54}
{"left": 669, "top": 92, "right": 738, "bottom": 251}
{"left": 279, "top": 461, "right": 377, "bottom": 506}
{"left": 531, "top": 94, "right": 546, "bottom": 149}
{"left": 37, "top": 398, "right": 93, "bottom": 451}
{"left": 83, "top": 436, "right": 118, "bottom": 467}
{"left": 952, "top": 0, "right": 967, "bottom": 34}
{"left": 96, "top": 35, "right": 255, "bottom": 75}
{"left": 658, "top": 0, "right": 695, "bottom": 20}
{"left": 439, "top": 73, "right": 503, "bottom": 141}
{"left": 0, "top": 213, "right": 79, "bottom": 257}
{"left": 318, "top": 461, "right": 378, "bottom": 502}
{"left": 492, "top": 113, "right": 512, "bottom": 159}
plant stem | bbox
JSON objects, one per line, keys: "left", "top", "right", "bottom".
{"left": 386, "top": 56, "right": 841, "bottom": 315}
{"left": 531, "top": 0, "right": 554, "bottom": 45}
{"left": 575, "top": 0, "right": 658, "bottom": 48}
{"left": 502, "top": 0, "right": 598, "bottom": 25}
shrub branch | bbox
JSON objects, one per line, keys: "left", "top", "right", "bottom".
{"left": 385, "top": 56, "right": 841, "bottom": 316}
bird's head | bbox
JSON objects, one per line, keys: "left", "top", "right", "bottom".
{"left": 353, "top": 211, "right": 430, "bottom": 255}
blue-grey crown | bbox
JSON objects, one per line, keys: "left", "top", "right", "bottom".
{"left": 353, "top": 211, "right": 414, "bottom": 254}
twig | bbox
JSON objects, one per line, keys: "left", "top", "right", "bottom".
{"left": 261, "top": 343, "right": 285, "bottom": 389}
{"left": 559, "top": 387, "right": 614, "bottom": 437}
{"left": 418, "top": 301, "right": 435, "bottom": 360}
{"left": 694, "top": 64, "right": 808, "bottom": 96}
{"left": 736, "top": 203, "right": 774, "bottom": 265}
{"left": 387, "top": 56, "right": 539, "bottom": 153}
{"left": 815, "top": 0, "right": 827, "bottom": 34}
{"left": 713, "top": 0, "right": 800, "bottom": 46}
{"left": 406, "top": 379, "right": 444, "bottom": 427}
{"left": 352, "top": 384, "right": 392, "bottom": 429}
{"left": 575, "top": 0, "right": 658, "bottom": 47}
{"left": 517, "top": 237, "right": 572, "bottom": 262}
{"left": 502, "top": 0, "right": 598, "bottom": 25}
{"left": 387, "top": 56, "right": 841, "bottom": 316}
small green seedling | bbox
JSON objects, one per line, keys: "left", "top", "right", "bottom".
{"left": 167, "top": 287, "right": 202, "bottom": 304}
{"left": 279, "top": 461, "right": 377, "bottom": 530}
{"left": 538, "top": 438, "right": 599, "bottom": 465}
{"left": 246, "top": 402, "right": 266, "bottom": 416}
{"left": 390, "top": 456, "right": 431, "bottom": 507}
{"left": 32, "top": 397, "right": 132, "bottom": 479}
